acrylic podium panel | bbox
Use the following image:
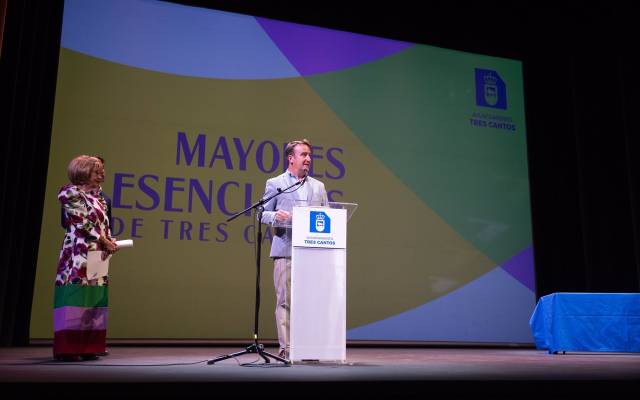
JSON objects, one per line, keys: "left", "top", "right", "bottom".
{"left": 529, "top": 292, "right": 640, "bottom": 354}
{"left": 289, "top": 202, "right": 357, "bottom": 363}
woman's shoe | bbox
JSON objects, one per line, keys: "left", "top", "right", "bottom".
{"left": 54, "top": 355, "right": 82, "bottom": 362}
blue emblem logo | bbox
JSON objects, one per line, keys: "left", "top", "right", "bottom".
{"left": 475, "top": 68, "right": 507, "bottom": 109}
{"left": 310, "top": 211, "right": 331, "bottom": 233}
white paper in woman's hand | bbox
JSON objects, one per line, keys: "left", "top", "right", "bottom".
{"left": 115, "top": 239, "right": 133, "bottom": 248}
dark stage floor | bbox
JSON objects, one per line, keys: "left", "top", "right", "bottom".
{"left": 1, "top": 345, "right": 639, "bottom": 398}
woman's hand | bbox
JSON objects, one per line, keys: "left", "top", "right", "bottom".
{"left": 99, "top": 236, "right": 118, "bottom": 260}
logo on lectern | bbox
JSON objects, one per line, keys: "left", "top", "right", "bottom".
{"left": 310, "top": 211, "right": 331, "bottom": 233}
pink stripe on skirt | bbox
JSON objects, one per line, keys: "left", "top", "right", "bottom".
{"left": 53, "top": 306, "right": 108, "bottom": 332}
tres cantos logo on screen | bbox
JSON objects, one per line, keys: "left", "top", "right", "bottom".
{"left": 475, "top": 68, "right": 507, "bottom": 109}
{"left": 470, "top": 68, "right": 516, "bottom": 131}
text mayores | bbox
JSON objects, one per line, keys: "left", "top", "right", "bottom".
{"left": 176, "top": 132, "right": 345, "bottom": 177}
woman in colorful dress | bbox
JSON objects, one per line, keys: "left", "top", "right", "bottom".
{"left": 54, "top": 155, "right": 118, "bottom": 361}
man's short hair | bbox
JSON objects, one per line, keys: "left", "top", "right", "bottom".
{"left": 285, "top": 139, "right": 312, "bottom": 158}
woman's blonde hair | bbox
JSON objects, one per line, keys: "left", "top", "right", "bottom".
{"left": 67, "top": 155, "right": 101, "bottom": 185}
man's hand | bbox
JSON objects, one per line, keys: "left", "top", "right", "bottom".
{"left": 275, "top": 210, "right": 291, "bottom": 222}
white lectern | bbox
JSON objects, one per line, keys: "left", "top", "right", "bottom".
{"left": 289, "top": 201, "right": 357, "bottom": 363}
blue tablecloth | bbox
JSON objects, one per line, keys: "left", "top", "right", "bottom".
{"left": 529, "top": 292, "right": 640, "bottom": 353}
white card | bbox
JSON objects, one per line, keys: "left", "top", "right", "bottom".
{"left": 87, "top": 251, "right": 110, "bottom": 280}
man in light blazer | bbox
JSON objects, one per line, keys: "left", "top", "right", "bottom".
{"left": 261, "top": 139, "right": 328, "bottom": 360}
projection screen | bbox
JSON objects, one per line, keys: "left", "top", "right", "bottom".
{"left": 31, "top": 0, "right": 535, "bottom": 343}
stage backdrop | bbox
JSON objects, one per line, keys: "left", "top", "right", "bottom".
{"left": 31, "top": 0, "right": 535, "bottom": 343}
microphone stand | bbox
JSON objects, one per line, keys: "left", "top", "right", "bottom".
{"left": 207, "top": 176, "right": 307, "bottom": 365}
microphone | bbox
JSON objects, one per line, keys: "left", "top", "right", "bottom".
{"left": 300, "top": 171, "right": 309, "bottom": 185}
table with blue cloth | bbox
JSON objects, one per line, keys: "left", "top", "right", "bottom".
{"left": 529, "top": 292, "right": 640, "bottom": 354}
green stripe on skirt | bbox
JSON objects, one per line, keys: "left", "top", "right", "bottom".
{"left": 54, "top": 284, "right": 109, "bottom": 308}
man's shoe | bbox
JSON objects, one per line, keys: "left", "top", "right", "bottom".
{"left": 278, "top": 349, "right": 289, "bottom": 360}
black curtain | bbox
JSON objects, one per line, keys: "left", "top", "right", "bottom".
{"left": 1, "top": 1, "right": 638, "bottom": 346}
{"left": 524, "top": 6, "right": 640, "bottom": 294}
{"left": 0, "top": 0, "right": 63, "bottom": 346}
